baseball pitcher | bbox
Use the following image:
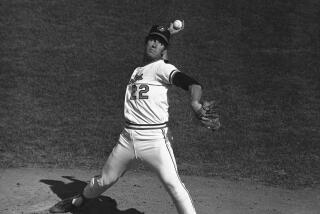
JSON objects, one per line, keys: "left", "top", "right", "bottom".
{"left": 49, "top": 22, "right": 220, "bottom": 214}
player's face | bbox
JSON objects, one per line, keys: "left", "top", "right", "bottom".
{"left": 145, "top": 38, "right": 166, "bottom": 61}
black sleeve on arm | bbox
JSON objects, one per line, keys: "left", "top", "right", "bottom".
{"left": 172, "top": 72, "right": 202, "bottom": 91}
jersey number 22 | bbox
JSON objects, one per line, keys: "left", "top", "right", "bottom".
{"left": 130, "top": 84, "right": 149, "bottom": 100}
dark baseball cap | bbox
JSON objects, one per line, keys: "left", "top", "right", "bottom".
{"left": 145, "top": 25, "right": 170, "bottom": 46}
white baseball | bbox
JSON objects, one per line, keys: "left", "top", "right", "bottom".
{"left": 173, "top": 20, "right": 183, "bottom": 30}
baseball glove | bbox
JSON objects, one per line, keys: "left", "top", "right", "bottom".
{"left": 196, "top": 101, "right": 221, "bottom": 131}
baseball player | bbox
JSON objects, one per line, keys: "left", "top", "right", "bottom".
{"left": 49, "top": 23, "right": 220, "bottom": 214}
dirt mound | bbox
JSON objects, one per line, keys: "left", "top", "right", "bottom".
{"left": 0, "top": 168, "right": 319, "bottom": 214}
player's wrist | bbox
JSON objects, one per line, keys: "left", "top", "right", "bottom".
{"left": 191, "top": 101, "right": 202, "bottom": 112}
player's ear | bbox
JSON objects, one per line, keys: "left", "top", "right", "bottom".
{"left": 162, "top": 49, "right": 168, "bottom": 60}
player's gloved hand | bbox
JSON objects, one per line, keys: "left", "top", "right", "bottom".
{"left": 168, "top": 20, "right": 184, "bottom": 35}
{"left": 195, "top": 100, "right": 221, "bottom": 131}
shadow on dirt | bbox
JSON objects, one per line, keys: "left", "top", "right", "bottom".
{"left": 40, "top": 176, "right": 144, "bottom": 214}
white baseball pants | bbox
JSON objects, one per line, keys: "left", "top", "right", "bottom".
{"left": 82, "top": 127, "right": 197, "bottom": 214}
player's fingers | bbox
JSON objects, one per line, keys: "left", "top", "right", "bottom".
{"left": 169, "top": 22, "right": 173, "bottom": 29}
{"left": 204, "top": 112, "right": 219, "bottom": 118}
{"left": 202, "top": 100, "right": 215, "bottom": 109}
{"left": 200, "top": 117, "right": 211, "bottom": 121}
{"left": 180, "top": 20, "right": 185, "bottom": 30}
{"left": 207, "top": 108, "right": 218, "bottom": 115}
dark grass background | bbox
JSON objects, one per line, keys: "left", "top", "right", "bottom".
{"left": 0, "top": 0, "right": 319, "bottom": 189}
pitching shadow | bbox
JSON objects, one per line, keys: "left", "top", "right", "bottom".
{"left": 40, "top": 176, "right": 144, "bottom": 214}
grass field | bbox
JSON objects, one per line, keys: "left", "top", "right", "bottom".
{"left": 1, "top": 0, "right": 319, "bottom": 189}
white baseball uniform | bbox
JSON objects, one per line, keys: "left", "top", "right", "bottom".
{"left": 82, "top": 59, "right": 197, "bottom": 214}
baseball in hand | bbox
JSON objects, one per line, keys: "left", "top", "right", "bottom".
{"left": 173, "top": 20, "right": 183, "bottom": 30}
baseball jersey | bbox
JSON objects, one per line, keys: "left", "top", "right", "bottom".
{"left": 124, "top": 59, "right": 179, "bottom": 129}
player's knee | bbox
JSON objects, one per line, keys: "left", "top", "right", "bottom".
{"left": 163, "top": 180, "right": 183, "bottom": 197}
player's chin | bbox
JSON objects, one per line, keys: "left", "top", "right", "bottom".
{"left": 147, "top": 52, "right": 161, "bottom": 61}
{"left": 148, "top": 49, "right": 161, "bottom": 57}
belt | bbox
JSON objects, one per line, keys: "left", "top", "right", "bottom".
{"left": 125, "top": 121, "right": 168, "bottom": 130}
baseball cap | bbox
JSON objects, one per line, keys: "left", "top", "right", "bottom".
{"left": 145, "top": 25, "right": 170, "bottom": 46}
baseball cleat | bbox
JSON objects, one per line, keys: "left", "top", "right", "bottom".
{"left": 49, "top": 195, "right": 83, "bottom": 213}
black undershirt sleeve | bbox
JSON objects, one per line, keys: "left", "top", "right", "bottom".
{"left": 172, "top": 72, "right": 202, "bottom": 91}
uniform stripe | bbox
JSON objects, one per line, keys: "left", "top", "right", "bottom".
{"left": 125, "top": 121, "right": 168, "bottom": 129}
{"left": 164, "top": 141, "right": 196, "bottom": 212}
{"left": 126, "top": 121, "right": 168, "bottom": 126}
{"left": 169, "top": 70, "right": 178, "bottom": 84}
{"left": 127, "top": 83, "right": 167, "bottom": 87}
{"left": 125, "top": 126, "right": 168, "bottom": 130}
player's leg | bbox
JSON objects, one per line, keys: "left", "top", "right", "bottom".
{"left": 137, "top": 129, "right": 197, "bottom": 214}
{"left": 49, "top": 130, "right": 135, "bottom": 213}
{"left": 82, "top": 138, "right": 135, "bottom": 199}
{"left": 156, "top": 141, "right": 196, "bottom": 214}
